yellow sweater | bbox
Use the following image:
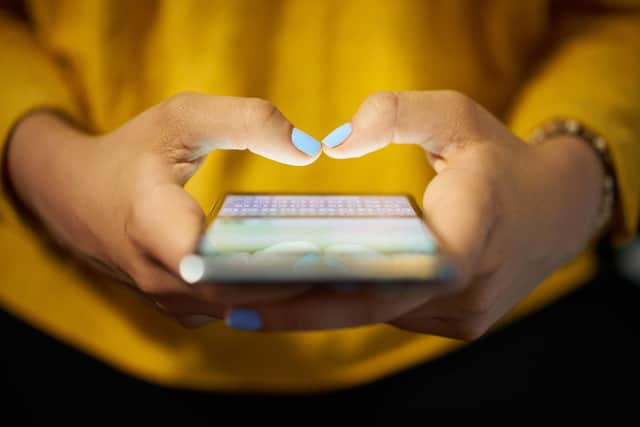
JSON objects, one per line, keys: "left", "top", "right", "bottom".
{"left": 1, "top": 0, "right": 639, "bottom": 393}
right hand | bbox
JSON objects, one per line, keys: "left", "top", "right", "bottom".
{"left": 6, "top": 93, "right": 321, "bottom": 327}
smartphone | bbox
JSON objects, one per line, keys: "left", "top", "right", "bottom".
{"left": 179, "top": 193, "right": 453, "bottom": 286}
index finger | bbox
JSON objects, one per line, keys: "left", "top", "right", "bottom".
{"left": 224, "top": 285, "right": 438, "bottom": 332}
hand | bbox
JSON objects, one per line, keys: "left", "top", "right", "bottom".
{"left": 6, "top": 93, "right": 322, "bottom": 327}
{"left": 232, "top": 91, "right": 605, "bottom": 340}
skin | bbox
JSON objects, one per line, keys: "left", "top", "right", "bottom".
{"left": 6, "top": 93, "right": 319, "bottom": 327}
{"left": 247, "top": 91, "right": 607, "bottom": 339}
{"left": 6, "top": 91, "right": 605, "bottom": 339}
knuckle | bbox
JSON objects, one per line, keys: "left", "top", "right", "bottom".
{"left": 364, "top": 90, "right": 399, "bottom": 116}
{"left": 160, "top": 92, "right": 198, "bottom": 119}
{"left": 438, "top": 90, "right": 481, "bottom": 130}
{"left": 439, "top": 90, "right": 474, "bottom": 109}
{"left": 439, "top": 90, "right": 478, "bottom": 127}
{"left": 244, "top": 98, "right": 281, "bottom": 133}
{"left": 156, "top": 92, "right": 199, "bottom": 147}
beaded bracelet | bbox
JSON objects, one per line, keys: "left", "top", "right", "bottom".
{"left": 528, "top": 119, "right": 616, "bottom": 237}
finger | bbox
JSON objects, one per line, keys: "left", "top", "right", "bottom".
{"left": 127, "top": 183, "right": 314, "bottom": 305}
{"left": 194, "top": 282, "right": 315, "bottom": 306}
{"left": 390, "top": 316, "right": 483, "bottom": 341}
{"left": 130, "top": 261, "right": 225, "bottom": 320}
{"left": 147, "top": 93, "right": 320, "bottom": 180}
{"left": 389, "top": 269, "right": 520, "bottom": 340}
{"left": 225, "top": 285, "right": 436, "bottom": 332}
{"left": 133, "top": 252, "right": 308, "bottom": 314}
{"left": 323, "top": 90, "right": 507, "bottom": 161}
{"left": 177, "top": 315, "right": 219, "bottom": 328}
{"left": 392, "top": 271, "right": 498, "bottom": 324}
{"left": 126, "top": 183, "right": 204, "bottom": 273}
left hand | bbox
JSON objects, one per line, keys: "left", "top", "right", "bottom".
{"left": 226, "top": 91, "right": 606, "bottom": 340}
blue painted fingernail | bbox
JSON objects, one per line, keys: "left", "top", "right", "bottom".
{"left": 226, "top": 308, "right": 262, "bottom": 330}
{"left": 322, "top": 123, "right": 352, "bottom": 147}
{"left": 291, "top": 128, "right": 321, "bottom": 156}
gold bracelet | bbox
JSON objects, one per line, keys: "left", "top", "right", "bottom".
{"left": 528, "top": 118, "right": 616, "bottom": 237}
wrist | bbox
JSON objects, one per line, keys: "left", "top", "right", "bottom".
{"left": 529, "top": 118, "right": 616, "bottom": 241}
{"left": 534, "top": 133, "right": 608, "bottom": 244}
{"left": 6, "top": 110, "right": 96, "bottom": 242}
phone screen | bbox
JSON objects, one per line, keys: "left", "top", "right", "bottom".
{"left": 180, "top": 194, "right": 449, "bottom": 284}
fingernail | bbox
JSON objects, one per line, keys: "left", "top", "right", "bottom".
{"left": 179, "top": 254, "right": 205, "bottom": 284}
{"left": 291, "top": 128, "right": 321, "bottom": 156}
{"left": 225, "top": 308, "right": 262, "bottom": 331}
{"left": 182, "top": 315, "right": 215, "bottom": 327}
{"left": 322, "top": 123, "right": 352, "bottom": 148}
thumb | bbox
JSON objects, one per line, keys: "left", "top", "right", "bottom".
{"left": 143, "top": 93, "right": 322, "bottom": 185}
{"left": 322, "top": 90, "right": 506, "bottom": 163}
{"left": 126, "top": 183, "right": 205, "bottom": 273}
{"left": 422, "top": 167, "right": 497, "bottom": 287}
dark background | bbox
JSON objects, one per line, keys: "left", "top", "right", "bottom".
{"left": 3, "top": 238, "right": 640, "bottom": 422}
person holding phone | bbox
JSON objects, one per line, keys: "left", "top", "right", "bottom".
{"left": 1, "top": 0, "right": 639, "bottom": 415}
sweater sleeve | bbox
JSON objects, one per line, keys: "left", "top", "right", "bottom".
{"left": 507, "top": 1, "right": 640, "bottom": 245}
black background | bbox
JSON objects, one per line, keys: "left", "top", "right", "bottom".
{"left": 3, "top": 243, "right": 639, "bottom": 422}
